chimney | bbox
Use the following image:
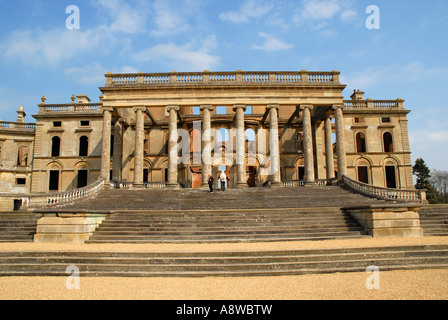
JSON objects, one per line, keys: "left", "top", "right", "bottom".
{"left": 76, "top": 95, "right": 91, "bottom": 104}
{"left": 350, "top": 89, "right": 365, "bottom": 101}
{"left": 16, "top": 106, "right": 26, "bottom": 123}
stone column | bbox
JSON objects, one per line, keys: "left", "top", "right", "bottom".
{"left": 112, "top": 119, "right": 123, "bottom": 183}
{"left": 300, "top": 105, "right": 316, "bottom": 185}
{"left": 233, "top": 105, "right": 247, "bottom": 188}
{"left": 324, "top": 116, "right": 335, "bottom": 181}
{"left": 201, "top": 105, "right": 213, "bottom": 189}
{"left": 334, "top": 104, "right": 348, "bottom": 178}
{"left": 100, "top": 107, "right": 113, "bottom": 183}
{"left": 133, "top": 107, "right": 146, "bottom": 187}
{"left": 267, "top": 104, "right": 282, "bottom": 186}
{"left": 167, "top": 105, "right": 180, "bottom": 188}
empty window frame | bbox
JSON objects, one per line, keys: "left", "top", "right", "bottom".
{"left": 51, "top": 137, "right": 61, "bottom": 157}
{"left": 383, "top": 132, "right": 394, "bottom": 153}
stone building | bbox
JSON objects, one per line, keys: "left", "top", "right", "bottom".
{"left": 0, "top": 70, "right": 414, "bottom": 198}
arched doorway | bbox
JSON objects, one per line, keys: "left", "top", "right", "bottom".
{"left": 383, "top": 158, "right": 399, "bottom": 189}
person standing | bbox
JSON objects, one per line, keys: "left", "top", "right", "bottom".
{"left": 220, "top": 170, "right": 227, "bottom": 192}
{"left": 208, "top": 175, "right": 214, "bottom": 193}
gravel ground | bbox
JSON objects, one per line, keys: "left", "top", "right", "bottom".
{"left": 0, "top": 237, "right": 447, "bottom": 300}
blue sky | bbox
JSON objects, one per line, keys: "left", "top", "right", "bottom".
{"left": 0, "top": 0, "right": 447, "bottom": 171}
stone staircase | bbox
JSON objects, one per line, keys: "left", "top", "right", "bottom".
{"left": 55, "top": 185, "right": 386, "bottom": 211}
{"left": 87, "top": 207, "right": 368, "bottom": 244}
{"left": 50, "top": 185, "right": 387, "bottom": 244}
{"left": 420, "top": 205, "right": 448, "bottom": 237}
{"left": 0, "top": 244, "right": 447, "bottom": 277}
{"left": 0, "top": 212, "right": 39, "bottom": 243}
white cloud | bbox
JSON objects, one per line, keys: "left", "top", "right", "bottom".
{"left": 252, "top": 33, "right": 293, "bottom": 51}
{"left": 341, "top": 9, "right": 358, "bottom": 20}
{"left": 95, "top": 0, "right": 149, "bottom": 34}
{"left": 133, "top": 35, "right": 220, "bottom": 71}
{"left": 1, "top": 27, "right": 106, "bottom": 66}
{"left": 219, "top": 0, "right": 274, "bottom": 23}
{"left": 294, "top": 0, "right": 341, "bottom": 22}
{"left": 65, "top": 63, "right": 140, "bottom": 84}
{"left": 427, "top": 131, "right": 448, "bottom": 142}
{"left": 150, "top": 0, "right": 191, "bottom": 36}
{"left": 65, "top": 62, "right": 108, "bottom": 85}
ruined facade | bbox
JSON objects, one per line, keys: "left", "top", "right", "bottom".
{"left": 0, "top": 70, "right": 414, "bottom": 196}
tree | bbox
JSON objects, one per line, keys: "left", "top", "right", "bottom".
{"left": 412, "top": 158, "right": 438, "bottom": 204}
{"left": 430, "top": 169, "right": 448, "bottom": 203}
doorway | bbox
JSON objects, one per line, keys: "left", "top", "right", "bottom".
{"left": 77, "top": 170, "right": 88, "bottom": 188}
{"left": 358, "top": 166, "right": 369, "bottom": 184}
{"left": 49, "top": 170, "right": 59, "bottom": 191}
{"left": 217, "top": 165, "right": 229, "bottom": 189}
{"left": 385, "top": 166, "right": 397, "bottom": 189}
{"left": 246, "top": 166, "right": 257, "bottom": 187}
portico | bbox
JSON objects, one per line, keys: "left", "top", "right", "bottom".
{"left": 99, "top": 70, "right": 349, "bottom": 189}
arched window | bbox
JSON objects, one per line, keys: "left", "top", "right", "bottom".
{"left": 79, "top": 136, "right": 89, "bottom": 157}
{"left": 383, "top": 132, "right": 394, "bottom": 153}
{"left": 51, "top": 137, "right": 61, "bottom": 157}
{"left": 17, "top": 146, "right": 29, "bottom": 166}
{"left": 356, "top": 132, "right": 366, "bottom": 153}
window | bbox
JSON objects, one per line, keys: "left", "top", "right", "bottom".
{"left": 49, "top": 170, "right": 59, "bottom": 191}
{"left": 16, "top": 178, "right": 26, "bottom": 185}
{"left": 385, "top": 166, "right": 397, "bottom": 188}
{"left": 356, "top": 132, "right": 366, "bottom": 153}
{"left": 79, "top": 136, "right": 89, "bottom": 157}
{"left": 17, "top": 146, "right": 29, "bottom": 166}
{"left": 354, "top": 117, "right": 364, "bottom": 124}
{"left": 51, "top": 137, "right": 61, "bottom": 157}
{"left": 358, "top": 167, "right": 369, "bottom": 184}
{"left": 77, "top": 170, "right": 88, "bottom": 188}
{"left": 80, "top": 120, "right": 90, "bottom": 127}
{"left": 382, "top": 117, "right": 391, "bottom": 123}
{"left": 383, "top": 132, "right": 394, "bottom": 153}
{"left": 297, "top": 132, "right": 303, "bottom": 152}
{"left": 192, "top": 106, "right": 200, "bottom": 115}
{"left": 53, "top": 121, "right": 62, "bottom": 127}
{"left": 216, "top": 106, "right": 227, "bottom": 115}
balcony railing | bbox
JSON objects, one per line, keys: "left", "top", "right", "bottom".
{"left": 23, "top": 178, "right": 105, "bottom": 208}
{"left": 105, "top": 70, "right": 341, "bottom": 87}
{"left": 117, "top": 182, "right": 168, "bottom": 189}
{"left": 341, "top": 175, "right": 426, "bottom": 203}
{"left": 38, "top": 103, "right": 102, "bottom": 114}
{"left": 344, "top": 99, "right": 404, "bottom": 109}
{"left": 0, "top": 121, "right": 36, "bottom": 131}
{"left": 282, "top": 180, "right": 328, "bottom": 187}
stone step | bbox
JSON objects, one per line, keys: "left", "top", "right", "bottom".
{"left": 91, "top": 227, "right": 364, "bottom": 236}
{"left": 1, "top": 245, "right": 446, "bottom": 277}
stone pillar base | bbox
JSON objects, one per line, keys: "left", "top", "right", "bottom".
{"left": 235, "top": 182, "right": 249, "bottom": 189}
{"left": 270, "top": 181, "right": 283, "bottom": 188}
{"left": 343, "top": 204, "right": 424, "bottom": 238}
{"left": 34, "top": 214, "right": 108, "bottom": 244}
{"left": 166, "top": 183, "right": 180, "bottom": 189}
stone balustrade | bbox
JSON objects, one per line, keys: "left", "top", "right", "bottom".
{"left": 344, "top": 99, "right": 404, "bottom": 109}
{"left": 341, "top": 175, "right": 426, "bottom": 203}
{"left": 0, "top": 121, "right": 36, "bottom": 130}
{"left": 117, "top": 182, "right": 168, "bottom": 189}
{"left": 23, "top": 178, "right": 105, "bottom": 208}
{"left": 282, "top": 180, "right": 328, "bottom": 187}
{"left": 38, "top": 103, "right": 101, "bottom": 114}
{"left": 105, "top": 70, "right": 341, "bottom": 87}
